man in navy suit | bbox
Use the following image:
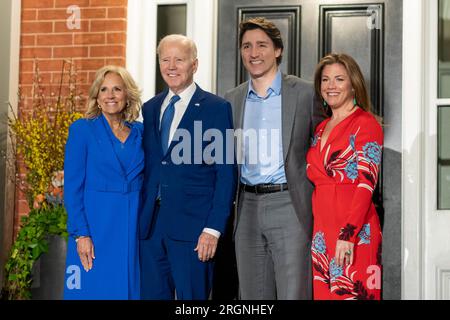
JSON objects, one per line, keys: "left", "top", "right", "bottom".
{"left": 139, "top": 34, "right": 237, "bottom": 300}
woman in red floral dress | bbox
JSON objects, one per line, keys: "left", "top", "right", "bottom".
{"left": 306, "top": 53, "right": 383, "bottom": 300}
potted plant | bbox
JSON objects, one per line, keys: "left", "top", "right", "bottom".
{"left": 2, "top": 60, "right": 83, "bottom": 300}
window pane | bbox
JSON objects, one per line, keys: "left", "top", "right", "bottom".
{"left": 438, "top": 106, "right": 450, "bottom": 209}
{"left": 439, "top": 0, "right": 450, "bottom": 98}
{"left": 156, "top": 5, "right": 187, "bottom": 94}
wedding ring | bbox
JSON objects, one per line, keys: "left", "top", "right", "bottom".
{"left": 344, "top": 250, "right": 352, "bottom": 256}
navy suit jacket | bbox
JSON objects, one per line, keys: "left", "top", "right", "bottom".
{"left": 139, "top": 84, "right": 237, "bottom": 241}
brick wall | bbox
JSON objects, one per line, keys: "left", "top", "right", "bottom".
{"left": 16, "top": 0, "right": 128, "bottom": 235}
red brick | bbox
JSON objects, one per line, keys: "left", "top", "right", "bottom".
{"left": 20, "top": 72, "right": 52, "bottom": 85}
{"left": 22, "top": 0, "right": 55, "bottom": 9}
{"left": 54, "top": 20, "right": 89, "bottom": 33}
{"left": 21, "top": 21, "right": 53, "bottom": 34}
{"left": 74, "top": 33, "right": 105, "bottom": 45}
{"left": 37, "top": 34, "right": 73, "bottom": 46}
{"left": 107, "top": 7, "right": 126, "bottom": 19}
{"left": 90, "top": 45, "right": 125, "bottom": 57}
{"left": 107, "top": 32, "right": 126, "bottom": 44}
{"left": 18, "top": 201, "right": 31, "bottom": 219}
{"left": 75, "top": 71, "right": 89, "bottom": 82}
{"left": 74, "top": 58, "right": 105, "bottom": 71}
{"left": 53, "top": 46, "right": 89, "bottom": 58}
{"left": 37, "top": 8, "right": 68, "bottom": 20}
{"left": 54, "top": 0, "right": 90, "bottom": 8}
{"left": 18, "top": 85, "right": 33, "bottom": 98}
{"left": 21, "top": 35, "right": 36, "bottom": 47}
{"left": 20, "top": 47, "right": 53, "bottom": 59}
{"left": 22, "top": 10, "right": 37, "bottom": 21}
{"left": 90, "top": 0, "right": 127, "bottom": 7}
{"left": 88, "top": 71, "right": 98, "bottom": 83}
{"left": 90, "top": 19, "right": 126, "bottom": 32}
{"left": 19, "top": 60, "right": 34, "bottom": 73}
{"left": 105, "top": 58, "right": 126, "bottom": 67}
{"left": 82, "top": 8, "right": 107, "bottom": 19}
{"left": 32, "top": 59, "right": 67, "bottom": 72}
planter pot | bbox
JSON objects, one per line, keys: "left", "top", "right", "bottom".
{"left": 31, "top": 235, "right": 67, "bottom": 300}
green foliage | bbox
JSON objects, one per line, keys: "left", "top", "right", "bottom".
{"left": 2, "top": 60, "right": 84, "bottom": 300}
{"left": 3, "top": 206, "right": 68, "bottom": 300}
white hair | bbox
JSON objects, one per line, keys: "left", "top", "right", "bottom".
{"left": 157, "top": 34, "right": 198, "bottom": 60}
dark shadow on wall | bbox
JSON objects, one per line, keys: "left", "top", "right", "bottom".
{"left": 382, "top": 147, "right": 402, "bottom": 300}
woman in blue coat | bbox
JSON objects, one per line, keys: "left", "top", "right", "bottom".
{"left": 63, "top": 65, "right": 144, "bottom": 299}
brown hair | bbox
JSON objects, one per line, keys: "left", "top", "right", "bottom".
{"left": 85, "top": 65, "right": 141, "bottom": 123}
{"left": 239, "top": 17, "right": 284, "bottom": 65}
{"left": 314, "top": 53, "right": 376, "bottom": 117}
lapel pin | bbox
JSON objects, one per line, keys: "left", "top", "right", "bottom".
{"left": 195, "top": 103, "right": 200, "bottom": 107}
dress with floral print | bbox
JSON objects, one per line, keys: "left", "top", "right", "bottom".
{"left": 306, "top": 107, "right": 383, "bottom": 300}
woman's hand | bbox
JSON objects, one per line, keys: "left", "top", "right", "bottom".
{"left": 77, "top": 237, "right": 95, "bottom": 272}
{"left": 335, "top": 239, "right": 354, "bottom": 267}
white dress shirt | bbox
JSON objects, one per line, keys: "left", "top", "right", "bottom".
{"left": 160, "top": 82, "right": 221, "bottom": 239}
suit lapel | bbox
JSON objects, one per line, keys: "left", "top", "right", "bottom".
{"left": 164, "top": 85, "right": 205, "bottom": 158}
{"left": 233, "top": 84, "right": 248, "bottom": 168}
{"left": 235, "top": 84, "right": 247, "bottom": 130}
{"left": 123, "top": 122, "right": 144, "bottom": 175}
{"left": 281, "top": 75, "right": 297, "bottom": 161}
{"left": 90, "top": 115, "right": 125, "bottom": 175}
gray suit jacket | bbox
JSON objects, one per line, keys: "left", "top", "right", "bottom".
{"left": 224, "top": 73, "right": 325, "bottom": 239}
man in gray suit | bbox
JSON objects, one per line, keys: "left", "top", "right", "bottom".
{"left": 224, "top": 17, "right": 324, "bottom": 300}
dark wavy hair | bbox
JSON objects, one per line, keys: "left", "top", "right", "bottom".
{"left": 239, "top": 17, "right": 284, "bottom": 65}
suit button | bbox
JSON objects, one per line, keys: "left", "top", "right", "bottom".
{"left": 162, "top": 161, "right": 167, "bottom": 165}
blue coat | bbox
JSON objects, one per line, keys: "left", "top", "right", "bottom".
{"left": 63, "top": 115, "right": 144, "bottom": 300}
{"left": 139, "top": 85, "right": 237, "bottom": 241}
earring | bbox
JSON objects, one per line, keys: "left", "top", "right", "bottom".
{"left": 97, "top": 104, "right": 102, "bottom": 109}
{"left": 323, "top": 100, "right": 328, "bottom": 107}
{"left": 353, "top": 97, "right": 357, "bottom": 106}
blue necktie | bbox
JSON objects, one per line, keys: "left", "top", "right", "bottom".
{"left": 160, "top": 95, "right": 180, "bottom": 155}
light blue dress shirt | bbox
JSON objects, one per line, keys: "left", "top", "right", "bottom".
{"left": 241, "top": 70, "right": 287, "bottom": 185}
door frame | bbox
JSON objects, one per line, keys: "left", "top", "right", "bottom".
{"left": 400, "top": 0, "right": 449, "bottom": 300}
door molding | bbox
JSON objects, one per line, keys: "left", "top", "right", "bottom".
{"left": 319, "top": 4, "right": 384, "bottom": 117}
{"left": 401, "top": 0, "right": 426, "bottom": 300}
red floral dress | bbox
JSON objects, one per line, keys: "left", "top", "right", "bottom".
{"left": 306, "top": 107, "right": 383, "bottom": 300}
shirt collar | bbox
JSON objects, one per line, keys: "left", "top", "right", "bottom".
{"left": 167, "top": 82, "right": 197, "bottom": 104}
{"left": 247, "top": 69, "right": 282, "bottom": 98}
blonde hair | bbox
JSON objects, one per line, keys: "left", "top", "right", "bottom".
{"left": 157, "top": 34, "right": 198, "bottom": 61}
{"left": 314, "top": 53, "right": 373, "bottom": 116}
{"left": 85, "top": 65, "right": 142, "bottom": 122}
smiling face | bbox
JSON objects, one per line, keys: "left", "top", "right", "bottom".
{"left": 96, "top": 72, "right": 127, "bottom": 118}
{"left": 320, "top": 63, "right": 354, "bottom": 110}
{"left": 158, "top": 40, "right": 198, "bottom": 94}
{"left": 240, "top": 28, "right": 281, "bottom": 80}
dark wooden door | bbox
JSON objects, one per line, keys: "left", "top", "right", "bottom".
{"left": 216, "top": 0, "right": 402, "bottom": 300}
